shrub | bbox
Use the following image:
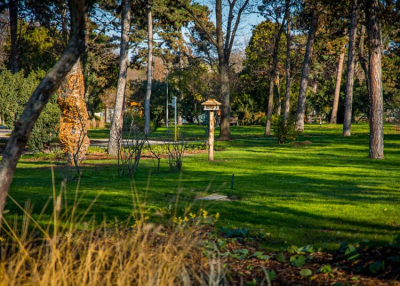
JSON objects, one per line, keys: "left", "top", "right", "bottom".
{"left": 271, "top": 114, "right": 301, "bottom": 144}
{"left": 260, "top": 115, "right": 267, "bottom": 126}
{"left": 0, "top": 69, "right": 60, "bottom": 151}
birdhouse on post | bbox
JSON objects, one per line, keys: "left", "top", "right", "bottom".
{"left": 202, "top": 99, "right": 222, "bottom": 161}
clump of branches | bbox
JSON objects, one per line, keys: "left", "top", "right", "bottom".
{"left": 165, "top": 128, "right": 187, "bottom": 172}
{"left": 147, "top": 142, "right": 163, "bottom": 173}
{"left": 117, "top": 111, "right": 147, "bottom": 176}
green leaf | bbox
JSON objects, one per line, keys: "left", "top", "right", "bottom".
{"left": 262, "top": 269, "right": 276, "bottom": 281}
{"left": 233, "top": 249, "right": 249, "bottom": 255}
{"left": 369, "top": 261, "right": 385, "bottom": 273}
{"left": 299, "top": 269, "right": 312, "bottom": 277}
{"left": 252, "top": 251, "right": 271, "bottom": 260}
{"left": 252, "top": 251, "right": 263, "bottom": 257}
{"left": 345, "top": 245, "right": 359, "bottom": 260}
{"left": 275, "top": 252, "right": 286, "bottom": 263}
{"left": 298, "top": 245, "right": 314, "bottom": 253}
{"left": 290, "top": 254, "right": 306, "bottom": 268}
{"left": 226, "top": 228, "right": 249, "bottom": 238}
{"left": 317, "top": 264, "right": 332, "bottom": 274}
{"left": 287, "top": 245, "right": 298, "bottom": 253}
{"left": 338, "top": 241, "right": 349, "bottom": 252}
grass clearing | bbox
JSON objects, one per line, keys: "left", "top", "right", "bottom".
{"left": 6, "top": 123, "right": 400, "bottom": 250}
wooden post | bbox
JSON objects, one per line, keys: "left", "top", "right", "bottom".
{"left": 202, "top": 99, "right": 221, "bottom": 161}
{"left": 209, "top": 110, "right": 214, "bottom": 161}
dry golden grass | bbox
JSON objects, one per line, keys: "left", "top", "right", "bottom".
{"left": 0, "top": 178, "right": 223, "bottom": 286}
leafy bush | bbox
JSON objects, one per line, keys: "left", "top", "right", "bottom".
{"left": 271, "top": 114, "right": 301, "bottom": 144}
{"left": 260, "top": 115, "right": 267, "bottom": 126}
{"left": 0, "top": 69, "right": 60, "bottom": 151}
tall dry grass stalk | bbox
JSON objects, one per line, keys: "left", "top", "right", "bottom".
{"left": 0, "top": 174, "right": 223, "bottom": 285}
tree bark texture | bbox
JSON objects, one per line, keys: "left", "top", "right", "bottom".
{"left": 215, "top": 0, "right": 231, "bottom": 140}
{"left": 276, "top": 73, "right": 281, "bottom": 115}
{"left": 57, "top": 60, "right": 90, "bottom": 164}
{"left": 265, "top": 8, "right": 288, "bottom": 135}
{"left": 295, "top": 10, "right": 318, "bottom": 131}
{"left": 359, "top": 25, "right": 370, "bottom": 97}
{"left": 366, "top": 0, "right": 384, "bottom": 159}
{"left": 330, "top": 52, "right": 345, "bottom": 124}
{"left": 0, "top": 0, "right": 86, "bottom": 222}
{"left": 144, "top": 6, "right": 153, "bottom": 136}
{"left": 108, "top": 0, "right": 131, "bottom": 155}
{"left": 283, "top": 6, "right": 291, "bottom": 124}
{"left": 343, "top": 0, "right": 358, "bottom": 137}
{"left": 219, "top": 59, "right": 231, "bottom": 139}
{"left": 177, "top": 45, "right": 183, "bottom": 126}
{"left": 9, "top": 0, "right": 18, "bottom": 74}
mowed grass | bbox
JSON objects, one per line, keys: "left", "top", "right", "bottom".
{"left": 6, "top": 123, "right": 400, "bottom": 250}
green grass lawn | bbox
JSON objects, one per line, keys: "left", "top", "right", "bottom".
{"left": 6, "top": 123, "right": 400, "bottom": 250}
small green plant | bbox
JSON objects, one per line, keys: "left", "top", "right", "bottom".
{"left": 271, "top": 114, "right": 301, "bottom": 144}
{"left": 317, "top": 264, "right": 332, "bottom": 274}
{"left": 290, "top": 254, "right": 306, "bottom": 267}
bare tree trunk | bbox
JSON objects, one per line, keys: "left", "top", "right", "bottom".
{"left": 265, "top": 8, "right": 288, "bottom": 135}
{"left": 276, "top": 73, "right": 281, "bottom": 115}
{"left": 144, "top": 5, "right": 153, "bottom": 135}
{"left": 330, "top": 52, "right": 345, "bottom": 124}
{"left": 61, "top": 3, "right": 68, "bottom": 44}
{"left": 283, "top": 6, "right": 291, "bottom": 124}
{"left": 219, "top": 58, "right": 231, "bottom": 140}
{"left": 295, "top": 10, "right": 318, "bottom": 131}
{"left": 215, "top": 0, "right": 231, "bottom": 140}
{"left": 0, "top": 0, "right": 86, "bottom": 222}
{"left": 9, "top": 0, "right": 18, "bottom": 74}
{"left": 177, "top": 43, "right": 183, "bottom": 126}
{"left": 359, "top": 25, "right": 369, "bottom": 96}
{"left": 108, "top": 0, "right": 131, "bottom": 155}
{"left": 366, "top": 0, "right": 384, "bottom": 159}
{"left": 343, "top": 0, "right": 358, "bottom": 137}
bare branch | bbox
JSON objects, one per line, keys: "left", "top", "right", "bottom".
{"left": 228, "top": 0, "right": 250, "bottom": 55}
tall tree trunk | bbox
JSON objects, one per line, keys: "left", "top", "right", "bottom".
{"left": 219, "top": 58, "right": 231, "bottom": 140}
{"left": 144, "top": 5, "right": 153, "bottom": 135}
{"left": 330, "top": 52, "right": 345, "bottom": 124}
{"left": 295, "top": 10, "right": 318, "bottom": 131}
{"left": 276, "top": 73, "right": 281, "bottom": 115}
{"left": 366, "top": 0, "right": 384, "bottom": 159}
{"left": 9, "top": 0, "right": 18, "bottom": 74}
{"left": 216, "top": 0, "right": 231, "bottom": 140}
{"left": 0, "top": 0, "right": 86, "bottom": 223}
{"left": 61, "top": 2, "right": 68, "bottom": 44}
{"left": 283, "top": 6, "right": 291, "bottom": 124}
{"left": 177, "top": 43, "right": 183, "bottom": 126}
{"left": 358, "top": 25, "right": 370, "bottom": 96}
{"left": 57, "top": 60, "right": 90, "bottom": 166}
{"left": 108, "top": 0, "right": 131, "bottom": 155}
{"left": 265, "top": 9, "right": 287, "bottom": 135}
{"left": 343, "top": 0, "right": 358, "bottom": 137}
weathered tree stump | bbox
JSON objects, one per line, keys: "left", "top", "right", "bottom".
{"left": 57, "top": 61, "right": 90, "bottom": 165}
